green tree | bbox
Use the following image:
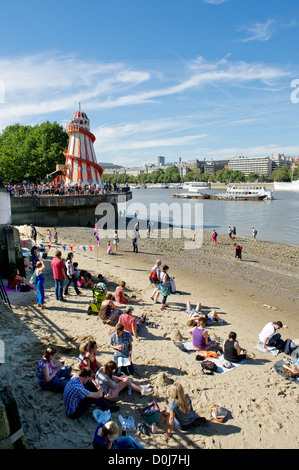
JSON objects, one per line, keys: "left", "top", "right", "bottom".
{"left": 164, "top": 165, "right": 181, "bottom": 183}
{"left": 246, "top": 172, "right": 259, "bottom": 182}
{"left": 270, "top": 166, "right": 290, "bottom": 182}
{"left": 0, "top": 122, "right": 68, "bottom": 183}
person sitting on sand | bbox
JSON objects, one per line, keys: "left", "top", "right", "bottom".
{"left": 258, "top": 321, "right": 287, "bottom": 351}
{"left": 23, "top": 256, "right": 33, "bottom": 272}
{"left": 114, "top": 281, "right": 142, "bottom": 304}
{"left": 93, "top": 420, "right": 144, "bottom": 449}
{"left": 95, "top": 360, "right": 151, "bottom": 400}
{"left": 97, "top": 273, "right": 108, "bottom": 285}
{"left": 63, "top": 368, "right": 117, "bottom": 419}
{"left": 223, "top": 332, "right": 247, "bottom": 363}
{"left": 109, "top": 322, "right": 135, "bottom": 375}
{"left": 189, "top": 317, "right": 218, "bottom": 351}
{"left": 119, "top": 306, "right": 145, "bottom": 342}
{"left": 98, "top": 293, "right": 118, "bottom": 325}
{"left": 36, "top": 346, "right": 72, "bottom": 392}
{"left": 78, "top": 340, "right": 101, "bottom": 377}
{"left": 186, "top": 300, "right": 223, "bottom": 327}
{"left": 7, "top": 269, "right": 33, "bottom": 290}
{"left": 80, "top": 270, "right": 93, "bottom": 288}
{"left": 163, "top": 383, "right": 206, "bottom": 441}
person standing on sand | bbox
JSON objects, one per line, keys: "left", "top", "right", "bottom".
{"left": 234, "top": 243, "right": 243, "bottom": 260}
{"left": 150, "top": 259, "right": 162, "bottom": 303}
{"left": 51, "top": 250, "right": 67, "bottom": 302}
{"left": 53, "top": 228, "right": 59, "bottom": 244}
{"left": 30, "top": 224, "right": 37, "bottom": 244}
{"left": 113, "top": 231, "right": 119, "bottom": 253}
{"left": 252, "top": 227, "right": 257, "bottom": 240}
{"left": 64, "top": 252, "right": 81, "bottom": 296}
{"left": 212, "top": 229, "right": 217, "bottom": 243}
{"left": 132, "top": 230, "right": 139, "bottom": 253}
{"left": 35, "top": 260, "right": 46, "bottom": 308}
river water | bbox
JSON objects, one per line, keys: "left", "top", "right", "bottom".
{"left": 122, "top": 188, "right": 299, "bottom": 247}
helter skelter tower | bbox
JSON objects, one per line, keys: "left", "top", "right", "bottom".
{"left": 63, "top": 106, "right": 103, "bottom": 186}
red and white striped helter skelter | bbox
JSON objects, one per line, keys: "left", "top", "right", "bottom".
{"left": 63, "top": 107, "right": 103, "bottom": 186}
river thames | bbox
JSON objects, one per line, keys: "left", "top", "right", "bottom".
{"left": 121, "top": 187, "right": 299, "bottom": 247}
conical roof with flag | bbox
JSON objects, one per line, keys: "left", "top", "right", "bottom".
{"left": 63, "top": 107, "right": 103, "bottom": 186}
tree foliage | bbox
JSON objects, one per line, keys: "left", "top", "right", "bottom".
{"left": 0, "top": 122, "right": 68, "bottom": 183}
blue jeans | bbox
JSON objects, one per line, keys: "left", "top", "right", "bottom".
{"left": 55, "top": 279, "right": 64, "bottom": 300}
{"left": 41, "top": 367, "right": 72, "bottom": 392}
{"left": 112, "top": 436, "right": 144, "bottom": 449}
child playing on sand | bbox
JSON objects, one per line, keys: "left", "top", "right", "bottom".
{"left": 107, "top": 241, "right": 112, "bottom": 255}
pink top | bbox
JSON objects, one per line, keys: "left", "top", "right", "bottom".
{"left": 119, "top": 313, "right": 137, "bottom": 334}
{"left": 51, "top": 258, "right": 65, "bottom": 280}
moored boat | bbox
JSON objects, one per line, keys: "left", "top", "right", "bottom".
{"left": 273, "top": 180, "right": 299, "bottom": 191}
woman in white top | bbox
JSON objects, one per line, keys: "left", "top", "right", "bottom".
{"left": 64, "top": 252, "right": 81, "bottom": 296}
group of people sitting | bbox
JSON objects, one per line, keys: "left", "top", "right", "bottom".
{"left": 32, "top": 249, "right": 297, "bottom": 450}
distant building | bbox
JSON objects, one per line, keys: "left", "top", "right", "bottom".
{"left": 203, "top": 159, "right": 228, "bottom": 174}
{"left": 228, "top": 156, "right": 272, "bottom": 176}
{"left": 157, "top": 156, "right": 165, "bottom": 166}
{"left": 270, "top": 154, "right": 292, "bottom": 171}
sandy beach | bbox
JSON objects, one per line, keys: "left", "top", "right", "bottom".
{"left": 1, "top": 224, "right": 298, "bottom": 450}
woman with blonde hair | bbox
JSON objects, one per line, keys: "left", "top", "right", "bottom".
{"left": 93, "top": 420, "right": 144, "bottom": 449}
{"left": 163, "top": 383, "right": 206, "bottom": 441}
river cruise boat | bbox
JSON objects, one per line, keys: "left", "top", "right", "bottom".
{"left": 181, "top": 181, "right": 211, "bottom": 190}
{"left": 214, "top": 185, "right": 273, "bottom": 201}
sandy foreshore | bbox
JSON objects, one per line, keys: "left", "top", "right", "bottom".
{"left": 0, "top": 224, "right": 298, "bottom": 450}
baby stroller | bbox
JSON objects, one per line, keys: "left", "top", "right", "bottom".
{"left": 87, "top": 282, "right": 107, "bottom": 315}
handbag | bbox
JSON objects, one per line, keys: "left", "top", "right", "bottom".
{"left": 141, "top": 401, "right": 160, "bottom": 424}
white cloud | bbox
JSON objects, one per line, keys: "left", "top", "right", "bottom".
{"left": 202, "top": 0, "right": 229, "bottom": 4}
{"left": 238, "top": 19, "right": 276, "bottom": 42}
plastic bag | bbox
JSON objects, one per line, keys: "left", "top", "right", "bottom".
{"left": 118, "top": 414, "right": 136, "bottom": 431}
{"left": 93, "top": 408, "right": 111, "bottom": 424}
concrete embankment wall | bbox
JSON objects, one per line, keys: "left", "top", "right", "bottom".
{"left": 11, "top": 192, "right": 132, "bottom": 227}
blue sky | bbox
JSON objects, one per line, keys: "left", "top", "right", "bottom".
{"left": 0, "top": 0, "right": 299, "bottom": 167}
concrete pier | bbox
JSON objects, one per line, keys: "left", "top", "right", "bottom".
{"left": 10, "top": 191, "right": 132, "bottom": 227}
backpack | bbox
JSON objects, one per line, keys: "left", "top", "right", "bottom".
{"left": 283, "top": 339, "right": 296, "bottom": 356}
{"left": 201, "top": 360, "right": 218, "bottom": 374}
{"left": 291, "top": 346, "right": 299, "bottom": 362}
{"left": 149, "top": 267, "right": 159, "bottom": 284}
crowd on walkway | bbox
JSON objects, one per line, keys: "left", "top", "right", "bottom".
{"left": 5, "top": 181, "right": 128, "bottom": 197}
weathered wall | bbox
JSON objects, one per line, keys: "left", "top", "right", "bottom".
{"left": 10, "top": 192, "right": 132, "bottom": 227}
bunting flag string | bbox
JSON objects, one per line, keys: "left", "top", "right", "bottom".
{"left": 39, "top": 244, "right": 96, "bottom": 252}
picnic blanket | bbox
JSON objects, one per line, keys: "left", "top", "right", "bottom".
{"left": 177, "top": 343, "right": 246, "bottom": 373}
{"left": 255, "top": 342, "right": 279, "bottom": 357}
{"left": 208, "top": 355, "right": 246, "bottom": 374}
{"left": 274, "top": 359, "right": 299, "bottom": 383}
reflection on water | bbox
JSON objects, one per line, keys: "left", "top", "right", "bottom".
{"left": 123, "top": 188, "right": 299, "bottom": 247}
